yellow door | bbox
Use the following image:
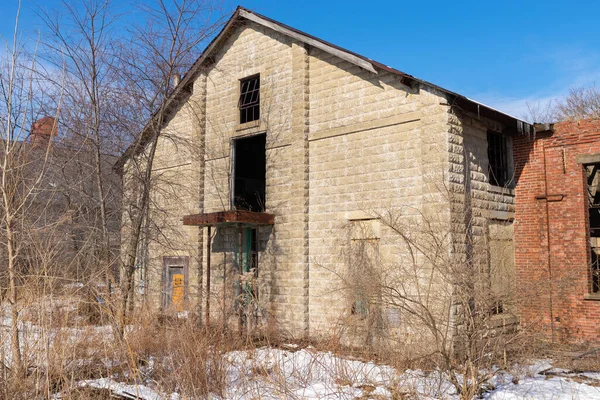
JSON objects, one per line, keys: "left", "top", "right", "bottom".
{"left": 171, "top": 273, "right": 185, "bottom": 311}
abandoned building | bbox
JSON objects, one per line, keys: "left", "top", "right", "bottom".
{"left": 18, "top": 116, "right": 121, "bottom": 281}
{"left": 116, "top": 7, "right": 533, "bottom": 342}
{"left": 514, "top": 119, "right": 600, "bottom": 343}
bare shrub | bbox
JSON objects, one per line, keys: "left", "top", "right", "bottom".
{"left": 322, "top": 178, "right": 531, "bottom": 399}
{"left": 555, "top": 85, "right": 600, "bottom": 121}
{"left": 523, "top": 84, "right": 600, "bottom": 123}
{"left": 124, "top": 312, "right": 237, "bottom": 398}
{"left": 0, "top": 302, "right": 122, "bottom": 399}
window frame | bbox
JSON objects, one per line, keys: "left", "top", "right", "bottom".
{"left": 230, "top": 133, "right": 267, "bottom": 212}
{"left": 238, "top": 74, "right": 260, "bottom": 124}
{"left": 487, "top": 130, "right": 510, "bottom": 188}
{"left": 584, "top": 162, "right": 600, "bottom": 294}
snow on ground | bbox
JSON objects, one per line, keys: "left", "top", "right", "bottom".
{"left": 484, "top": 375, "right": 600, "bottom": 400}
{"left": 2, "top": 303, "right": 597, "bottom": 400}
{"left": 78, "top": 378, "right": 174, "bottom": 400}
{"left": 75, "top": 347, "right": 600, "bottom": 399}
{"left": 224, "top": 346, "right": 401, "bottom": 399}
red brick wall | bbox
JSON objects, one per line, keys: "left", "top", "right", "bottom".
{"left": 514, "top": 119, "right": 600, "bottom": 342}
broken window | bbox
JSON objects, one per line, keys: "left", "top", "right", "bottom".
{"left": 490, "top": 301, "right": 504, "bottom": 315}
{"left": 585, "top": 163, "right": 600, "bottom": 293}
{"left": 233, "top": 134, "right": 266, "bottom": 211}
{"left": 239, "top": 75, "right": 260, "bottom": 124}
{"left": 487, "top": 130, "right": 510, "bottom": 187}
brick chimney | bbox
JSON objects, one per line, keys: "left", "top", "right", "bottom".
{"left": 30, "top": 116, "right": 58, "bottom": 148}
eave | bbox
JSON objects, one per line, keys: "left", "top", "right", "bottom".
{"left": 115, "top": 6, "right": 534, "bottom": 170}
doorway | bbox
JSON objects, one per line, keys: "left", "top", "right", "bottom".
{"left": 169, "top": 266, "right": 185, "bottom": 311}
{"left": 237, "top": 227, "right": 259, "bottom": 327}
{"left": 162, "top": 256, "right": 189, "bottom": 311}
{"left": 233, "top": 134, "right": 266, "bottom": 211}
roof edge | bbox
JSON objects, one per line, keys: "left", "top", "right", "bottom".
{"left": 115, "top": 6, "right": 533, "bottom": 169}
{"left": 238, "top": 9, "right": 377, "bottom": 74}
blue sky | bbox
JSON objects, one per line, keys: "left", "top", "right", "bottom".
{"left": 3, "top": 0, "right": 600, "bottom": 120}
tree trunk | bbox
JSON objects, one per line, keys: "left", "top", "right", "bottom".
{"left": 116, "top": 131, "right": 159, "bottom": 339}
{"left": 6, "top": 220, "right": 22, "bottom": 376}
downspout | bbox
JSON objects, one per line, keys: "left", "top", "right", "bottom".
{"left": 541, "top": 140, "right": 555, "bottom": 343}
{"left": 205, "top": 225, "right": 211, "bottom": 327}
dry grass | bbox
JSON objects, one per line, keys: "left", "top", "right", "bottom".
{"left": 126, "top": 318, "right": 224, "bottom": 397}
{"left": 122, "top": 309, "right": 287, "bottom": 399}
{"left": 0, "top": 289, "right": 562, "bottom": 400}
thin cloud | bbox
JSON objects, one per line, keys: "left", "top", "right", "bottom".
{"left": 475, "top": 93, "right": 557, "bottom": 122}
{"left": 473, "top": 48, "right": 600, "bottom": 122}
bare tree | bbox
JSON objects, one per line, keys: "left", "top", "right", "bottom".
{"left": 40, "top": 0, "right": 123, "bottom": 307}
{"left": 115, "top": 0, "right": 225, "bottom": 337}
{"left": 523, "top": 84, "right": 600, "bottom": 123}
{"left": 0, "top": 1, "right": 63, "bottom": 376}
{"left": 524, "top": 100, "right": 555, "bottom": 123}
{"left": 555, "top": 85, "right": 600, "bottom": 121}
{"left": 334, "top": 184, "right": 523, "bottom": 399}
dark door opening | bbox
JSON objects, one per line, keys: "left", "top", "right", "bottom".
{"left": 233, "top": 134, "right": 266, "bottom": 211}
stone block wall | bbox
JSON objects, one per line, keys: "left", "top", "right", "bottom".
{"left": 137, "top": 93, "right": 205, "bottom": 310}
{"left": 126, "top": 18, "right": 519, "bottom": 343}
{"left": 445, "top": 108, "right": 519, "bottom": 336}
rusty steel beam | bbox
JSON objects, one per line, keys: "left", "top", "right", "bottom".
{"left": 182, "top": 210, "right": 275, "bottom": 226}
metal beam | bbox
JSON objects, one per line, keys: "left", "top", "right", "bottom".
{"left": 182, "top": 210, "right": 275, "bottom": 226}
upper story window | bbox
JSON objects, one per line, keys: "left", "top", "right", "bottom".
{"left": 239, "top": 75, "right": 260, "bottom": 124}
{"left": 487, "top": 130, "right": 510, "bottom": 187}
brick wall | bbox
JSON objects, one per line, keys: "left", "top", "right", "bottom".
{"left": 514, "top": 119, "right": 600, "bottom": 342}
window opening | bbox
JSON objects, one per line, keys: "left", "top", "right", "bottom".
{"left": 487, "top": 130, "right": 509, "bottom": 187}
{"left": 592, "top": 251, "right": 600, "bottom": 293}
{"left": 239, "top": 75, "right": 260, "bottom": 124}
{"left": 233, "top": 134, "right": 266, "bottom": 211}
{"left": 241, "top": 227, "right": 258, "bottom": 274}
{"left": 490, "top": 301, "right": 504, "bottom": 315}
{"left": 586, "top": 163, "right": 600, "bottom": 292}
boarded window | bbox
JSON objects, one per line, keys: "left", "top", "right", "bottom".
{"left": 488, "top": 220, "right": 514, "bottom": 314}
{"left": 348, "top": 219, "right": 380, "bottom": 318}
{"left": 239, "top": 75, "right": 260, "bottom": 124}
